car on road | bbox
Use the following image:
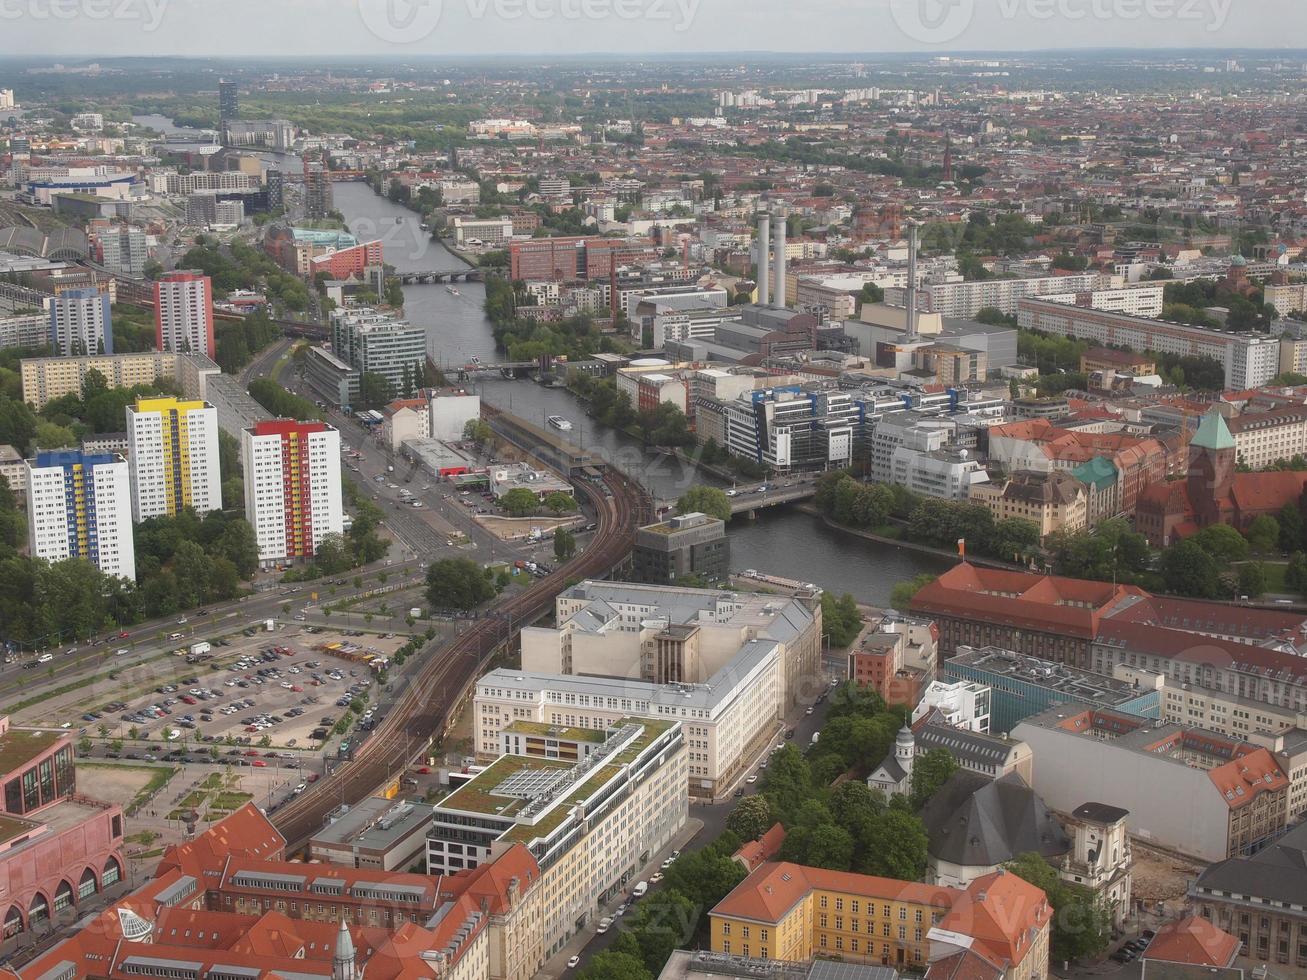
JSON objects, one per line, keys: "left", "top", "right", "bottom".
{"left": 649, "top": 872, "right": 663, "bottom": 884}
{"left": 596, "top": 918, "right": 612, "bottom": 935}
{"left": 725, "top": 489, "right": 738, "bottom": 497}
{"left": 805, "top": 706, "right": 815, "bottom": 715}
{"left": 567, "top": 955, "right": 580, "bottom": 969}
{"left": 746, "top": 773, "right": 758, "bottom": 784}
{"left": 252, "top": 760, "right": 267, "bottom": 767}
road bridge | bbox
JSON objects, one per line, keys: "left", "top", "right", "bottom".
{"left": 396, "top": 269, "right": 484, "bottom": 284}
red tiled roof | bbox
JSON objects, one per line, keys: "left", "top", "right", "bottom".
{"left": 934, "top": 871, "right": 1053, "bottom": 968}
{"left": 1143, "top": 916, "right": 1241, "bottom": 967}
{"left": 157, "top": 803, "right": 285, "bottom": 878}
{"left": 733, "top": 822, "right": 787, "bottom": 871}
{"left": 1207, "top": 748, "right": 1290, "bottom": 811}
{"left": 712, "top": 862, "right": 958, "bottom": 925}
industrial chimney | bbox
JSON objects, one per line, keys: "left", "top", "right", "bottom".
{"left": 756, "top": 213, "right": 770, "bottom": 307}
{"left": 772, "top": 214, "right": 787, "bottom": 309}
{"left": 905, "top": 219, "right": 920, "bottom": 342}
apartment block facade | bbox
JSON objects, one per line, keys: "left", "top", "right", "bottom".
{"left": 154, "top": 271, "right": 215, "bottom": 357}
{"left": 26, "top": 449, "right": 135, "bottom": 579}
{"left": 126, "top": 396, "right": 222, "bottom": 521}
{"left": 241, "top": 419, "right": 343, "bottom": 566}
{"left": 48, "top": 287, "right": 111, "bottom": 356}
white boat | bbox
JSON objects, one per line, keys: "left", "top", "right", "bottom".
{"left": 451, "top": 287, "right": 460, "bottom": 296}
{"left": 547, "top": 416, "right": 573, "bottom": 431}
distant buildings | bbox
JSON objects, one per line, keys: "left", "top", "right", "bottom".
{"left": 943, "top": 646, "right": 1161, "bottom": 735}
{"left": 509, "top": 235, "right": 657, "bottom": 281}
{"left": 1018, "top": 298, "right": 1281, "bottom": 390}
{"left": 1013, "top": 706, "right": 1288, "bottom": 861}
{"left": 126, "top": 396, "right": 222, "bottom": 522}
{"left": 632, "top": 511, "right": 730, "bottom": 585}
{"left": 969, "top": 471, "right": 1089, "bottom": 539}
{"left": 886, "top": 272, "right": 1101, "bottom": 318}
{"left": 19, "top": 350, "right": 219, "bottom": 410}
{"left": 97, "top": 225, "right": 147, "bottom": 277}
{"left": 1136, "top": 411, "right": 1307, "bottom": 547}
{"left": 26, "top": 449, "right": 135, "bottom": 579}
{"left": 0, "top": 312, "right": 49, "bottom": 352}
{"left": 303, "top": 162, "right": 334, "bottom": 218}
{"left": 154, "top": 271, "right": 214, "bottom": 357}
{"left": 241, "top": 419, "right": 344, "bottom": 567}
{"left": 48, "top": 287, "right": 111, "bottom": 356}
{"left": 217, "top": 79, "right": 239, "bottom": 127}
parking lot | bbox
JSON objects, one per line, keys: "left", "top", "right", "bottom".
{"left": 28, "top": 628, "right": 414, "bottom": 767}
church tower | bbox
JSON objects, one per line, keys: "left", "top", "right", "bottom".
{"left": 332, "top": 918, "right": 357, "bottom": 980}
{"left": 1188, "top": 411, "right": 1236, "bottom": 527}
{"left": 895, "top": 724, "right": 915, "bottom": 783}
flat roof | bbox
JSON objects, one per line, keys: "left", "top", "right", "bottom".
{"left": 502, "top": 721, "right": 607, "bottom": 743}
{"left": 0, "top": 727, "right": 64, "bottom": 775}
{"left": 310, "top": 798, "right": 431, "bottom": 850}
{"left": 951, "top": 646, "right": 1149, "bottom": 705}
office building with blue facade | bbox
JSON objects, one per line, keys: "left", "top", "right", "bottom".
{"left": 944, "top": 645, "right": 1161, "bottom": 736}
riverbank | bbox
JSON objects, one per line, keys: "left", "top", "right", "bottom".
{"left": 798, "top": 504, "right": 1028, "bottom": 573}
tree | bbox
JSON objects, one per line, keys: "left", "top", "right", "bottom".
{"left": 1287, "top": 551, "right": 1307, "bottom": 595}
{"left": 1190, "top": 524, "right": 1250, "bottom": 564}
{"left": 909, "top": 748, "right": 959, "bottom": 810}
{"left": 1245, "top": 515, "right": 1280, "bottom": 555}
{"left": 783, "top": 822, "right": 855, "bottom": 872}
{"left": 357, "top": 372, "right": 396, "bottom": 411}
{"left": 1238, "top": 562, "right": 1268, "bottom": 599}
{"left": 726, "top": 796, "right": 774, "bottom": 842}
{"left": 1160, "top": 539, "right": 1226, "bottom": 598}
{"left": 499, "top": 488, "right": 539, "bottom": 518}
{"left": 573, "top": 952, "right": 650, "bottom": 980}
{"left": 462, "top": 418, "right": 494, "bottom": 444}
{"left": 891, "top": 574, "right": 936, "bottom": 611}
{"left": 543, "top": 492, "right": 577, "bottom": 515}
{"left": 426, "top": 558, "right": 497, "bottom": 610}
{"left": 662, "top": 847, "right": 747, "bottom": 918}
{"left": 675, "top": 485, "right": 731, "bottom": 523}
{"left": 622, "top": 890, "right": 697, "bottom": 975}
{"left": 553, "top": 528, "right": 576, "bottom": 561}
{"left": 1281, "top": 504, "right": 1306, "bottom": 553}
{"left": 860, "top": 810, "right": 928, "bottom": 880}
{"left": 820, "top": 592, "right": 863, "bottom": 648}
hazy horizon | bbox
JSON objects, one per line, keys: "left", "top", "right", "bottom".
{"left": 0, "top": 0, "right": 1298, "bottom": 60}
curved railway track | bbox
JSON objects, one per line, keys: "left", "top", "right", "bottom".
{"left": 270, "top": 460, "right": 650, "bottom": 849}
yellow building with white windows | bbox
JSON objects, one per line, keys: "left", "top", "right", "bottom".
{"left": 126, "top": 396, "right": 222, "bottom": 521}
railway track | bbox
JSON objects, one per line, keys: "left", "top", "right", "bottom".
{"left": 270, "top": 462, "right": 648, "bottom": 849}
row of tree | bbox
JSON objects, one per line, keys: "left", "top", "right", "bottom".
{"left": 814, "top": 471, "right": 1042, "bottom": 564}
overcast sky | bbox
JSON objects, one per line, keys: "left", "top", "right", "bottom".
{"left": 0, "top": 0, "right": 1298, "bottom": 58}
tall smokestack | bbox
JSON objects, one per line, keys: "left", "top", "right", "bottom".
{"left": 905, "top": 219, "right": 920, "bottom": 342}
{"left": 773, "top": 214, "right": 787, "bottom": 309}
{"left": 756, "top": 214, "right": 770, "bottom": 307}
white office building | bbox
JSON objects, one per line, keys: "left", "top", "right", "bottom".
{"left": 912, "top": 679, "right": 992, "bottom": 733}
{"left": 26, "top": 449, "right": 135, "bottom": 580}
{"left": 886, "top": 272, "right": 1101, "bottom": 318}
{"left": 476, "top": 580, "right": 823, "bottom": 797}
{"left": 125, "top": 397, "right": 222, "bottom": 521}
{"left": 241, "top": 419, "right": 343, "bottom": 566}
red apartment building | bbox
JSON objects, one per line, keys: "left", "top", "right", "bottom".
{"left": 309, "top": 240, "right": 385, "bottom": 281}
{"left": 0, "top": 716, "right": 125, "bottom": 940}
{"left": 18, "top": 803, "right": 538, "bottom": 980}
{"left": 509, "top": 236, "right": 657, "bottom": 281}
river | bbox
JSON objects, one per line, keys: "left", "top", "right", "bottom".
{"left": 329, "top": 183, "right": 950, "bottom": 605}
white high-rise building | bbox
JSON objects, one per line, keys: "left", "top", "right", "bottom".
{"left": 241, "top": 419, "right": 343, "bottom": 567}
{"left": 100, "top": 226, "right": 148, "bottom": 277}
{"left": 26, "top": 450, "right": 135, "bottom": 580}
{"left": 49, "top": 288, "right": 112, "bottom": 356}
{"left": 154, "top": 272, "right": 214, "bottom": 357}
{"left": 125, "top": 396, "right": 221, "bottom": 521}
